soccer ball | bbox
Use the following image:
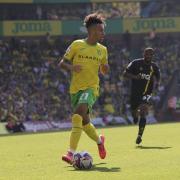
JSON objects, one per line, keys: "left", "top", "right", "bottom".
{"left": 72, "top": 151, "right": 93, "bottom": 170}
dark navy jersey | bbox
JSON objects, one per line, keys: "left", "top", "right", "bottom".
{"left": 125, "top": 58, "right": 160, "bottom": 96}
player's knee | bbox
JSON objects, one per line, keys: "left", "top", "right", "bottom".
{"left": 75, "top": 104, "right": 88, "bottom": 116}
{"left": 72, "top": 114, "right": 83, "bottom": 127}
{"left": 82, "top": 118, "right": 90, "bottom": 126}
{"left": 140, "top": 104, "right": 148, "bottom": 116}
{"left": 140, "top": 111, "right": 148, "bottom": 118}
{"left": 140, "top": 110, "right": 147, "bottom": 117}
{"left": 140, "top": 111, "right": 148, "bottom": 117}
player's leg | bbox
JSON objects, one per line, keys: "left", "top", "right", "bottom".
{"left": 131, "top": 109, "right": 139, "bottom": 124}
{"left": 62, "top": 89, "right": 106, "bottom": 164}
{"left": 83, "top": 114, "right": 99, "bottom": 142}
{"left": 62, "top": 112, "right": 84, "bottom": 164}
{"left": 83, "top": 114, "right": 106, "bottom": 159}
{"left": 136, "top": 103, "right": 149, "bottom": 144}
{"left": 80, "top": 89, "right": 99, "bottom": 142}
{"left": 69, "top": 103, "right": 88, "bottom": 148}
{"left": 130, "top": 95, "right": 145, "bottom": 144}
{"left": 78, "top": 88, "right": 106, "bottom": 159}
{"left": 62, "top": 89, "right": 95, "bottom": 164}
{"left": 62, "top": 92, "right": 83, "bottom": 164}
{"left": 130, "top": 96, "right": 140, "bottom": 124}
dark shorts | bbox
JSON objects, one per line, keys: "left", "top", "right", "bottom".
{"left": 130, "top": 94, "right": 152, "bottom": 110}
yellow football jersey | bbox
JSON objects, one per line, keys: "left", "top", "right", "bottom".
{"left": 64, "top": 39, "right": 108, "bottom": 96}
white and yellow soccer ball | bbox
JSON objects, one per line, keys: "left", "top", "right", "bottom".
{"left": 72, "top": 151, "right": 93, "bottom": 170}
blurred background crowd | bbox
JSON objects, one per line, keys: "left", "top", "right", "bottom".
{"left": 0, "top": 0, "right": 180, "bottom": 132}
{"left": 0, "top": 33, "right": 179, "bottom": 124}
{"left": 0, "top": 1, "right": 180, "bottom": 20}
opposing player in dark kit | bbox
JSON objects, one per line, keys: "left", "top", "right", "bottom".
{"left": 123, "top": 48, "right": 160, "bottom": 144}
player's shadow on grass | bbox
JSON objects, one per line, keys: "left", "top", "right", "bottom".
{"left": 136, "top": 145, "right": 172, "bottom": 150}
{"left": 91, "top": 163, "right": 120, "bottom": 172}
{"left": 68, "top": 163, "right": 121, "bottom": 172}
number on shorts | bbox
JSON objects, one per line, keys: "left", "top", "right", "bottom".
{"left": 143, "top": 95, "right": 151, "bottom": 102}
{"left": 79, "top": 93, "right": 89, "bottom": 101}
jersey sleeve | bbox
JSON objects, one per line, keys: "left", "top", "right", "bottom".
{"left": 63, "top": 41, "right": 77, "bottom": 62}
{"left": 125, "top": 60, "right": 136, "bottom": 74}
{"left": 101, "top": 47, "right": 108, "bottom": 65}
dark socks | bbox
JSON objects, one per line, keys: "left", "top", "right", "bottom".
{"left": 138, "top": 117, "right": 146, "bottom": 137}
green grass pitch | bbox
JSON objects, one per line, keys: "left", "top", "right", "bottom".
{"left": 0, "top": 122, "right": 180, "bottom": 180}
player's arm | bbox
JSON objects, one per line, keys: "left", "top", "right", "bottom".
{"left": 100, "top": 64, "right": 110, "bottom": 75}
{"left": 123, "top": 61, "right": 141, "bottom": 80}
{"left": 58, "top": 41, "right": 82, "bottom": 73}
{"left": 100, "top": 47, "right": 110, "bottom": 75}
{"left": 123, "top": 71, "right": 141, "bottom": 80}
{"left": 58, "top": 58, "right": 72, "bottom": 71}
{"left": 58, "top": 58, "right": 81, "bottom": 73}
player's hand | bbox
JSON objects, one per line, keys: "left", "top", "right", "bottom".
{"left": 72, "top": 65, "right": 82, "bottom": 73}
{"left": 139, "top": 104, "right": 149, "bottom": 115}
{"left": 100, "top": 64, "right": 109, "bottom": 75}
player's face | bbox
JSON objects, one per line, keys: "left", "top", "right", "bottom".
{"left": 93, "top": 24, "right": 105, "bottom": 42}
{"left": 144, "top": 50, "right": 154, "bottom": 64}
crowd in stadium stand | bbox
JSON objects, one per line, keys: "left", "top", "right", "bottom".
{"left": 1, "top": 1, "right": 180, "bottom": 20}
{"left": 0, "top": 2, "right": 140, "bottom": 20}
{"left": 143, "top": 1, "right": 180, "bottom": 18}
{"left": 0, "top": 33, "right": 180, "bottom": 124}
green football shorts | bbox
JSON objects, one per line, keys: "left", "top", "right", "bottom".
{"left": 71, "top": 88, "right": 97, "bottom": 113}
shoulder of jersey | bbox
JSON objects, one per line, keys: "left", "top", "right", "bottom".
{"left": 132, "top": 58, "right": 143, "bottom": 63}
{"left": 72, "top": 39, "right": 85, "bottom": 45}
{"left": 97, "top": 42, "right": 107, "bottom": 49}
{"left": 151, "top": 61, "right": 158, "bottom": 66}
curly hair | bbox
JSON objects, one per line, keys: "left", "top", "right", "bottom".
{"left": 84, "top": 13, "right": 105, "bottom": 29}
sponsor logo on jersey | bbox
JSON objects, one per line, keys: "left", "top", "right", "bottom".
{"left": 78, "top": 54, "right": 101, "bottom": 61}
{"left": 140, "top": 73, "right": 151, "bottom": 81}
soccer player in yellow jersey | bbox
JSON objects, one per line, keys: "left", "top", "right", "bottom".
{"left": 59, "top": 13, "right": 109, "bottom": 164}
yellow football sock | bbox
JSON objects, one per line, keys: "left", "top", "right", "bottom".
{"left": 70, "top": 114, "right": 83, "bottom": 151}
{"left": 83, "top": 123, "right": 99, "bottom": 143}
